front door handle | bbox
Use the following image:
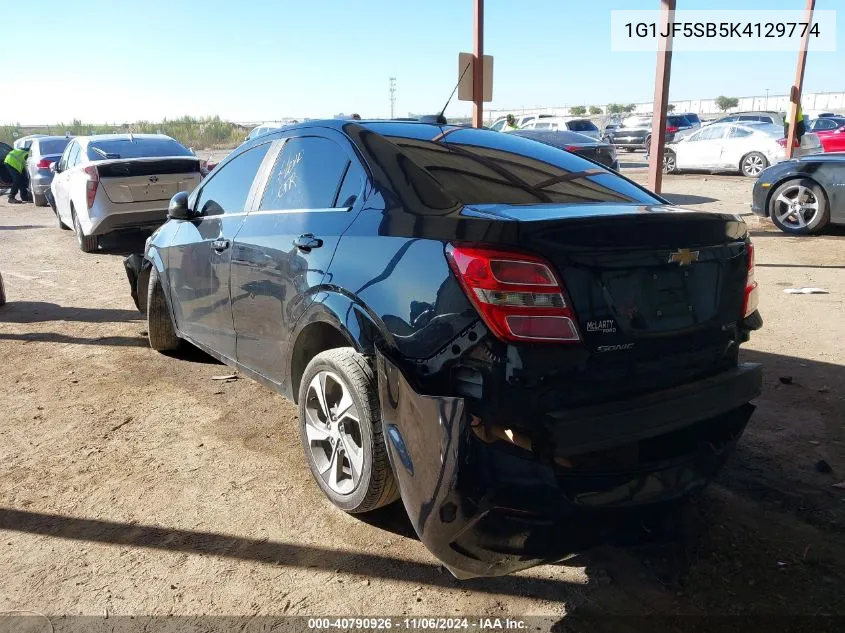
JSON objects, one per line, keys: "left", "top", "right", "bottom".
{"left": 293, "top": 234, "right": 323, "bottom": 252}
{"left": 211, "top": 238, "right": 230, "bottom": 252}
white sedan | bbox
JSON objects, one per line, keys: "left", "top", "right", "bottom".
{"left": 50, "top": 134, "right": 202, "bottom": 252}
{"left": 663, "top": 122, "right": 822, "bottom": 177}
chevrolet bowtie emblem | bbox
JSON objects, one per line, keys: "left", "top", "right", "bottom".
{"left": 668, "top": 248, "right": 700, "bottom": 266}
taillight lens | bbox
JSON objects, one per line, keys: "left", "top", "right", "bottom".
{"left": 564, "top": 145, "right": 579, "bottom": 152}
{"left": 37, "top": 158, "right": 53, "bottom": 169}
{"left": 666, "top": 125, "right": 679, "bottom": 133}
{"left": 83, "top": 166, "right": 99, "bottom": 209}
{"left": 777, "top": 138, "right": 799, "bottom": 148}
{"left": 742, "top": 242, "right": 759, "bottom": 318}
{"left": 445, "top": 244, "right": 581, "bottom": 343}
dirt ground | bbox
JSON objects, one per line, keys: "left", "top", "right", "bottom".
{"left": 1, "top": 161, "right": 844, "bottom": 630}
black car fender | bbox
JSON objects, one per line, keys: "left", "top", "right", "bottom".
{"left": 284, "top": 289, "right": 391, "bottom": 400}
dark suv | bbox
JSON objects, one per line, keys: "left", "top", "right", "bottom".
{"left": 608, "top": 114, "right": 698, "bottom": 151}
{"left": 125, "top": 121, "right": 763, "bottom": 579}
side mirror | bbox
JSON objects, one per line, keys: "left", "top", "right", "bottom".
{"left": 167, "top": 191, "right": 194, "bottom": 220}
{"left": 50, "top": 162, "right": 59, "bottom": 173}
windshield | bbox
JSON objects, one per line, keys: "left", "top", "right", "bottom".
{"left": 381, "top": 128, "right": 659, "bottom": 206}
{"left": 86, "top": 137, "right": 193, "bottom": 160}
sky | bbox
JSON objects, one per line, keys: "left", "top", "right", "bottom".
{"left": 1, "top": 0, "right": 842, "bottom": 125}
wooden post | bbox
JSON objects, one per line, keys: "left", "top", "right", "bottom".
{"left": 786, "top": 0, "right": 815, "bottom": 159}
{"left": 647, "top": 0, "right": 676, "bottom": 193}
{"left": 472, "top": 0, "right": 484, "bottom": 128}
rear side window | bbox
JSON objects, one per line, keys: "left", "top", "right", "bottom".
{"left": 37, "top": 139, "right": 71, "bottom": 155}
{"left": 259, "top": 136, "right": 349, "bottom": 210}
{"left": 668, "top": 115, "right": 690, "bottom": 127}
{"left": 195, "top": 144, "right": 271, "bottom": 216}
{"left": 334, "top": 160, "right": 365, "bottom": 207}
{"left": 728, "top": 127, "right": 753, "bottom": 138}
{"left": 567, "top": 120, "right": 598, "bottom": 132}
{"left": 87, "top": 138, "right": 192, "bottom": 160}
{"left": 383, "top": 129, "right": 659, "bottom": 206}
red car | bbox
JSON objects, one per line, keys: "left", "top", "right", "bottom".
{"left": 808, "top": 117, "right": 845, "bottom": 152}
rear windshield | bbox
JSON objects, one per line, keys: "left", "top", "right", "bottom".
{"left": 87, "top": 138, "right": 193, "bottom": 161}
{"left": 37, "top": 138, "right": 71, "bottom": 155}
{"left": 567, "top": 120, "right": 598, "bottom": 132}
{"left": 668, "top": 115, "right": 691, "bottom": 126}
{"left": 384, "top": 129, "right": 659, "bottom": 206}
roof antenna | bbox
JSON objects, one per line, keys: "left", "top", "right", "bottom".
{"left": 438, "top": 60, "right": 472, "bottom": 124}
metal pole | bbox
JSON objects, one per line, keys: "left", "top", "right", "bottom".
{"left": 765, "top": 88, "right": 769, "bottom": 110}
{"left": 472, "top": 0, "right": 484, "bottom": 128}
{"left": 647, "top": 0, "right": 676, "bottom": 193}
{"left": 786, "top": 0, "right": 815, "bottom": 159}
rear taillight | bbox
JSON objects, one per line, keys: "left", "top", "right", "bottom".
{"left": 83, "top": 166, "right": 99, "bottom": 209}
{"left": 777, "top": 138, "right": 799, "bottom": 148}
{"left": 564, "top": 145, "right": 579, "bottom": 152}
{"left": 666, "top": 125, "right": 679, "bottom": 133}
{"left": 742, "top": 242, "right": 759, "bottom": 318}
{"left": 445, "top": 244, "right": 581, "bottom": 343}
{"left": 37, "top": 158, "right": 53, "bottom": 169}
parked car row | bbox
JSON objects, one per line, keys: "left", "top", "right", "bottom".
{"left": 122, "top": 118, "right": 764, "bottom": 579}
{"left": 605, "top": 113, "right": 701, "bottom": 152}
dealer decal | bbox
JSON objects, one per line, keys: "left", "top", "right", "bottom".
{"left": 586, "top": 319, "right": 618, "bottom": 334}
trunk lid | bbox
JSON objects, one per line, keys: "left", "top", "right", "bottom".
{"left": 468, "top": 203, "right": 750, "bottom": 395}
{"left": 96, "top": 157, "right": 201, "bottom": 204}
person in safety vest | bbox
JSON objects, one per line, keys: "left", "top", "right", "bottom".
{"left": 3, "top": 147, "right": 31, "bottom": 204}
{"left": 783, "top": 87, "right": 806, "bottom": 147}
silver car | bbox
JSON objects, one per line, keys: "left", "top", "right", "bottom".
{"left": 50, "top": 134, "right": 202, "bottom": 252}
{"left": 26, "top": 136, "right": 73, "bottom": 206}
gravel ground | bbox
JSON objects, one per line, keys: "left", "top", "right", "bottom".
{"left": 0, "top": 164, "right": 843, "bottom": 630}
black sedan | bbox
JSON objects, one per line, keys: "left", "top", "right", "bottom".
{"left": 751, "top": 153, "right": 845, "bottom": 234}
{"left": 510, "top": 129, "right": 619, "bottom": 170}
{"left": 125, "top": 120, "right": 762, "bottom": 578}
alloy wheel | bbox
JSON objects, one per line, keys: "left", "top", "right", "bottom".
{"left": 303, "top": 371, "right": 364, "bottom": 496}
{"left": 773, "top": 184, "right": 820, "bottom": 230}
{"left": 663, "top": 152, "right": 676, "bottom": 173}
{"left": 743, "top": 154, "right": 766, "bottom": 176}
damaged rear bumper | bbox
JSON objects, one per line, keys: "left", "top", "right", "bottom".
{"left": 377, "top": 354, "right": 761, "bottom": 579}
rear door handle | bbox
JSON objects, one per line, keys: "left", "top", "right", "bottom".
{"left": 293, "top": 234, "right": 323, "bottom": 251}
{"left": 211, "top": 238, "right": 230, "bottom": 252}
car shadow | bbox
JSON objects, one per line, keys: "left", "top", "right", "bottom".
{"left": 0, "top": 331, "right": 149, "bottom": 348}
{"left": 661, "top": 193, "right": 718, "bottom": 206}
{"left": 163, "top": 344, "right": 224, "bottom": 365}
{"left": 0, "top": 301, "right": 141, "bottom": 324}
{"left": 0, "top": 224, "right": 43, "bottom": 230}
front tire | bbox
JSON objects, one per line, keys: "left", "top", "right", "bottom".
{"left": 740, "top": 152, "right": 768, "bottom": 178}
{"left": 769, "top": 178, "right": 829, "bottom": 235}
{"left": 72, "top": 208, "right": 98, "bottom": 252}
{"left": 663, "top": 149, "right": 678, "bottom": 174}
{"left": 146, "top": 266, "right": 181, "bottom": 351}
{"left": 298, "top": 348, "right": 398, "bottom": 514}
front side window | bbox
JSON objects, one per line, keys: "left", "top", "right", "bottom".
{"left": 195, "top": 144, "right": 271, "bottom": 216}
{"left": 692, "top": 126, "right": 727, "bottom": 141}
{"left": 259, "top": 136, "right": 350, "bottom": 210}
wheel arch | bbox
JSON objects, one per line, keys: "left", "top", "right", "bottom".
{"left": 763, "top": 174, "right": 830, "bottom": 218}
{"left": 287, "top": 292, "right": 387, "bottom": 403}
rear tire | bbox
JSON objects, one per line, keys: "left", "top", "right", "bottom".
{"left": 146, "top": 266, "right": 181, "bottom": 351}
{"left": 72, "top": 208, "right": 98, "bottom": 252}
{"left": 740, "top": 152, "right": 768, "bottom": 178}
{"left": 33, "top": 192, "right": 48, "bottom": 207}
{"left": 298, "top": 348, "right": 398, "bottom": 514}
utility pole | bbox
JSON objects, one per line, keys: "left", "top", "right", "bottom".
{"left": 786, "top": 0, "right": 815, "bottom": 159}
{"left": 389, "top": 77, "right": 397, "bottom": 119}
{"left": 472, "top": 0, "right": 484, "bottom": 128}
{"left": 765, "top": 88, "right": 770, "bottom": 110}
{"left": 647, "top": 0, "right": 676, "bottom": 194}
